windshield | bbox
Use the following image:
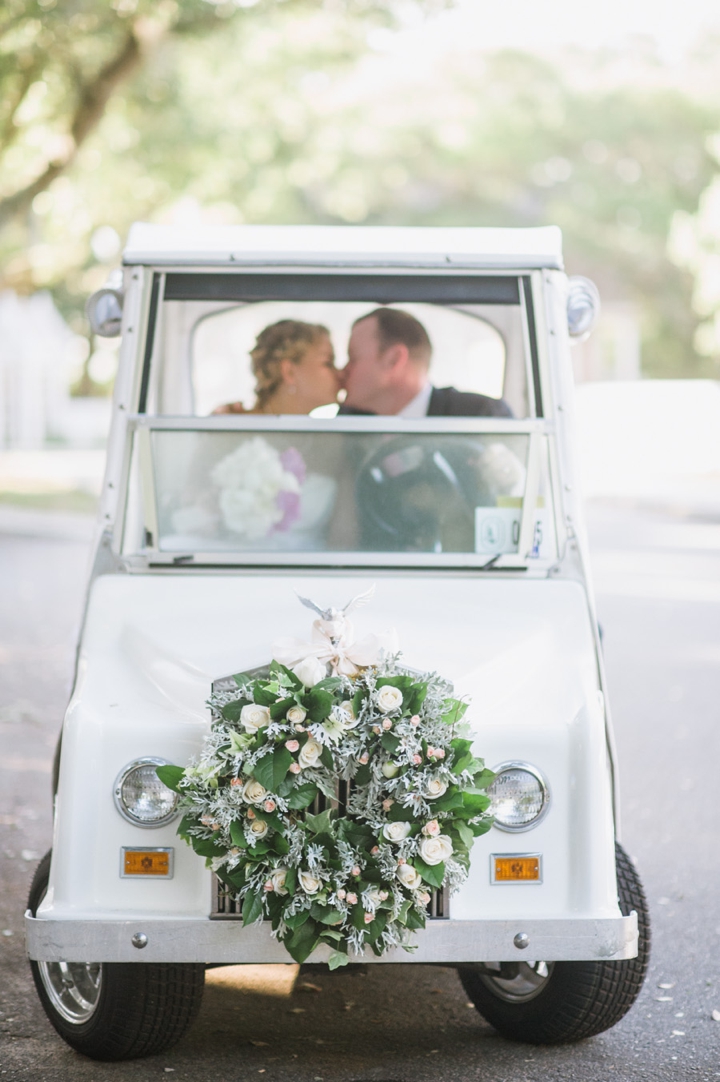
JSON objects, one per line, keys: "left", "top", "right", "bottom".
{"left": 124, "top": 420, "right": 556, "bottom": 566}
{"left": 142, "top": 271, "right": 540, "bottom": 420}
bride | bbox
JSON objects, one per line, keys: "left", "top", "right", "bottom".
{"left": 214, "top": 319, "right": 341, "bottom": 415}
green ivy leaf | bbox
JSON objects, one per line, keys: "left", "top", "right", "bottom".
{"left": 461, "top": 791, "right": 491, "bottom": 814}
{"left": 220, "top": 698, "right": 247, "bottom": 723}
{"left": 252, "top": 746, "right": 293, "bottom": 791}
{"left": 431, "top": 790, "right": 464, "bottom": 812}
{"left": 443, "top": 699, "right": 468, "bottom": 725}
{"left": 472, "top": 768, "right": 496, "bottom": 790}
{"left": 287, "top": 783, "right": 318, "bottom": 809}
{"left": 381, "top": 732, "right": 400, "bottom": 754}
{"left": 304, "top": 808, "right": 334, "bottom": 835}
{"left": 320, "top": 744, "right": 334, "bottom": 770}
{"left": 413, "top": 857, "right": 445, "bottom": 889}
{"left": 284, "top": 867, "right": 297, "bottom": 895}
{"left": 328, "top": 949, "right": 349, "bottom": 970}
{"left": 242, "top": 891, "right": 264, "bottom": 926}
{"left": 253, "top": 685, "right": 277, "bottom": 707}
{"left": 155, "top": 764, "right": 185, "bottom": 792}
{"left": 229, "top": 821, "right": 248, "bottom": 848}
{"left": 269, "top": 660, "right": 303, "bottom": 689}
{"left": 354, "top": 763, "right": 371, "bottom": 786}
{"left": 455, "top": 819, "right": 474, "bottom": 849}
{"left": 269, "top": 696, "right": 296, "bottom": 720}
{"left": 314, "top": 676, "right": 344, "bottom": 693}
{"left": 190, "top": 836, "right": 226, "bottom": 858}
{"left": 303, "top": 687, "right": 334, "bottom": 723}
{"left": 405, "top": 906, "right": 427, "bottom": 931}
{"left": 284, "top": 919, "right": 320, "bottom": 963}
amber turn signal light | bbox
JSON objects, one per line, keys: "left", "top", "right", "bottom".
{"left": 121, "top": 847, "right": 173, "bottom": 878}
{"left": 492, "top": 854, "right": 541, "bottom": 883}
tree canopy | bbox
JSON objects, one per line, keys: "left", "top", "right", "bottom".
{"left": 1, "top": 3, "right": 718, "bottom": 380}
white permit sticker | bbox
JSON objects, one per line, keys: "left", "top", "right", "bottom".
{"left": 475, "top": 505, "right": 549, "bottom": 558}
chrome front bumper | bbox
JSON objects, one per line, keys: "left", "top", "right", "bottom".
{"left": 25, "top": 911, "right": 638, "bottom": 964}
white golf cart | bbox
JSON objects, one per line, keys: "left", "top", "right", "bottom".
{"left": 25, "top": 224, "right": 649, "bottom": 1061}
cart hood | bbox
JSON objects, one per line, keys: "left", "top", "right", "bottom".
{"left": 75, "top": 573, "right": 599, "bottom": 736}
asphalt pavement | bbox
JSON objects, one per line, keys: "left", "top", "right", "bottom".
{"left": 1, "top": 503, "right": 719, "bottom": 1081}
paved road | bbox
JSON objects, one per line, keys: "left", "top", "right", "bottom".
{"left": 1, "top": 504, "right": 719, "bottom": 1081}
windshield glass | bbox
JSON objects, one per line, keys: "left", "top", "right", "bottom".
{"left": 135, "top": 425, "right": 555, "bottom": 563}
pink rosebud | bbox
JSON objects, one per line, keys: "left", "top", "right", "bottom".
{"left": 351, "top": 865, "right": 361, "bottom": 877}
{"left": 412, "top": 754, "right": 422, "bottom": 765}
{"left": 373, "top": 725, "right": 381, "bottom": 735}
{"left": 247, "top": 808, "right": 256, "bottom": 820}
{"left": 346, "top": 892, "right": 358, "bottom": 905}
{"left": 359, "top": 752, "right": 369, "bottom": 765}
{"left": 382, "top": 798, "right": 394, "bottom": 811}
{"left": 370, "top": 846, "right": 379, "bottom": 855}
{"left": 264, "top": 880, "right": 274, "bottom": 892}
{"left": 422, "top": 819, "right": 441, "bottom": 837}
{"left": 364, "top": 912, "right": 374, "bottom": 924}
{"left": 336, "top": 888, "right": 346, "bottom": 900}
{"left": 434, "top": 748, "right": 446, "bottom": 760}
{"left": 286, "top": 739, "right": 300, "bottom": 753}
{"left": 212, "top": 823, "right": 221, "bottom": 831}
{"left": 230, "top": 778, "right": 243, "bottom": 787}
{"left": 426, "top": 746, "right": 435, "bottom": 758}
{"left": 382, "top": 719, "right": 392, "bottom": 730}
{"left": 289, "top": 762, "right": 302, "bottom": 774}
{"left": 264, "top": 799, "right": 276, "bottom": 813}
{"left": 397, "top": 857, "right": 406, "bottom": 865}
{"left": 379, "top": 890, "right": 389, "bottom": 901}
{"left": 419, "top": 891, "right": 431, "bottom": 905}
{"left": 294, "top": 723, "right": 306, "bottom": 732}
{"left": 410, "top": 715, "right": 420, "bottom": 726}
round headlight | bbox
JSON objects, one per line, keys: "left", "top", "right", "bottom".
{"left": 488, "top": 762, "right": 549, "bottom": 832}
{"left": 113, "top": 758, "right": 179, "bottom": 828}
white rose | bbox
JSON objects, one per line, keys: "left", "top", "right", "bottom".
{"left": 242, "top": 779, "right": 268, "bottom": 805}
{"left": 271, "top": 867, "right": 289, "bottom": 895}
{"left": 250, "top": 819, "right": 269, "bottom": 840}
{"left": 293, "top": 657, "right": 327, "bottom": 687}
{"left": 383, "top": 821, "right": 412, "bottom": 843}
{"left": 419, "top": 834, "right": 453, "bottom": 866}
{"left": 298, "top": 737, "right": 323, "bottom": 769}
{"left": 375, "top": 685, "right": 404, "bottom": 713}
{"left": 396, "top": 863, "right": 422, "bottom": 889}
{"left": 286, "top": 705, "right": 307, "bottom": 725}
{"left": 424, "top": 777, "right": 448, "bottom": 800}
{"left": 299, "top": 870, "right": 321, "bottom": 894}
{"left": 240, "top": 703, "right": 270, "bottom": 734}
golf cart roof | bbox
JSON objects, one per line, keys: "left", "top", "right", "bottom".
{"left": 123, "top": 223, "right": 564, "bottom": 271}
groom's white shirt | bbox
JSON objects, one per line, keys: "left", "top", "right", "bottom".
{"left": 398, "top": 381, "right": 432, "bottom": 419}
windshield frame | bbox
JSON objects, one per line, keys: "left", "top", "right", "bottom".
{"left": 117, "top": 414, "right": 557, "bottom": 572}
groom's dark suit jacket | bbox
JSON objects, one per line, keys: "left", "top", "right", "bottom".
{"left": 339, "top": 386, "right": 513, "bottom": 418}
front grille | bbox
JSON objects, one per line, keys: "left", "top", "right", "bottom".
{"left": 211, "top": 875, "right": 449, "bottom": 920}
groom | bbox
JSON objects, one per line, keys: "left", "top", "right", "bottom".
{"left": 340, "top": 307, "right": 512, "bottom": 418}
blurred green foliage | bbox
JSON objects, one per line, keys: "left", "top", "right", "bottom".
{"left": 1, "top": 1, "right": 719, "bottom": 378}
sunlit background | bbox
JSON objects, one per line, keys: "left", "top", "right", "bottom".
{"left": 1, "top": 0, "right": 720, "bottom": 511}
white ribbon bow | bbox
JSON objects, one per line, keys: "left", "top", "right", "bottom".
{"left": 272, "top": 587, "right": 397, "bottom": 677}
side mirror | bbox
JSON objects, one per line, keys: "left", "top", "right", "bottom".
{"left": 566, "top": 276, "right": 600, "bottom": 342}
{"left": 86, "top": 288, "right": 124, "bottom": 337}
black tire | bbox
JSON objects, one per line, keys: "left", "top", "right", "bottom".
{"left": 28, "top": 850, "right": 205, "bottom": 1062}
{"left": 459, "top": 842, "right": 650, "bottom": 1044}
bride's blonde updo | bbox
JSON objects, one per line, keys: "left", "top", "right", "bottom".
{"left": 251, "top": 319, "right": 330, "bottom": 409}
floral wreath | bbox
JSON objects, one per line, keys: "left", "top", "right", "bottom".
{"left": 159, "top": 592, "right": 494, "bottom": 969}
